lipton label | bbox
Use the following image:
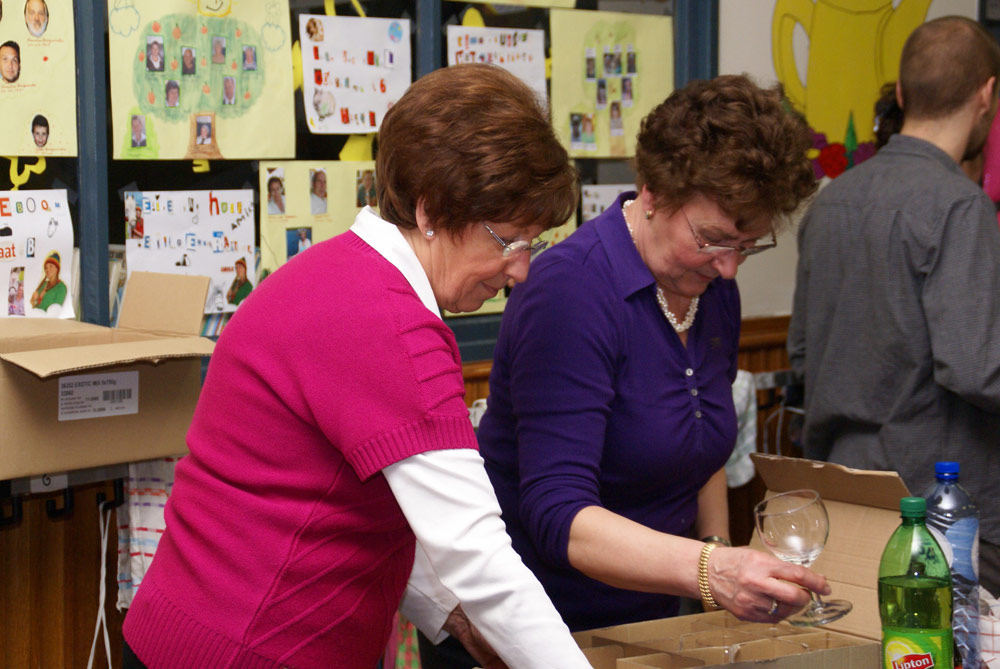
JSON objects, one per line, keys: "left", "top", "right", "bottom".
{"left": 892, "top": 653, "right": 933, "bottom": 669}
{"left": 883, "top": 630, "right": 952, "bottom": 669}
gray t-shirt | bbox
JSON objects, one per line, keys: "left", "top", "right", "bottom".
{"left": 789, "top": 133, "right": 1000, "bottom": 543}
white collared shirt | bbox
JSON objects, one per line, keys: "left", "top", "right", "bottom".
{"left": 349, "top": 208, "right": 589, "bottom": 668}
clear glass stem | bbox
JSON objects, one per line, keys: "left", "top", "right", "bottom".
{"left": 806, "top": 590, "right": 825, "bottom": 610}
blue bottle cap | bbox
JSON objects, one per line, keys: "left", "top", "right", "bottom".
{"left": 935, "top": 461, "right": 959, "bottom": 478}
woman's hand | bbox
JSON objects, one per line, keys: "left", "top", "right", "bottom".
{"left": 443, "top": 605, "right": 508, "bottom": 669}
{"left": 706, "top": 547, "right": 831, "bottom": 622}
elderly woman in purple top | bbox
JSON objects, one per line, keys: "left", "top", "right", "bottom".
{"left": 414, "top": 74, "right": 828, "bottom": 668}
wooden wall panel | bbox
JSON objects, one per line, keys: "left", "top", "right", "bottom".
{"left": 1, "top": 481, "right": 124, "bottom": 669}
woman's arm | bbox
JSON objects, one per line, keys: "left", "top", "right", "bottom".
{"left": 566, "top": 505, "right": 829, "bottom": 621}
{"left": 385, "top": 448, "right": 590, "bottom": 669}
{"left": 694, "top": 467, "right": 729, "bottom": 543}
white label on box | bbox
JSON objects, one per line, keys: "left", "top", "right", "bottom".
{"left": 58, "top": 371, "right": 139, "bottom": 421}
{"left": 29, "top": 473, "right": 68, "bottom": 494}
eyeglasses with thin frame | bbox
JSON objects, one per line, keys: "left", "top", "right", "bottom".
{"left": 482, "top": 223, "right": 549, "bottom": 258}
{"left": 680, "top": 207, "right": 777, "bottom": 257}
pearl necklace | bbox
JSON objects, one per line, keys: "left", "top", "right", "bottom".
{"left": 622, "top": 199, "right": 699, "bottom": 333}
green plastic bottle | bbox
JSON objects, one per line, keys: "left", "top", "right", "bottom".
{"left": 879, "top": 496, "right": 953, "bottom": 669}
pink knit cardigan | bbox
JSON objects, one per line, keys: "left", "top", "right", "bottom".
{"left": 124, "top": 232, "right": 476, "bottom": 668}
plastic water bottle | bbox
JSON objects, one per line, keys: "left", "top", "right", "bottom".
{"left": 879, "top": 496, "right": 953, "bottom": 669}
{"left": 922, "top": 462, "right": 981, "bottom": 668}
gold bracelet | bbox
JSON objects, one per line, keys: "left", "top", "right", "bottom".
{"left": 698, "top": 542, "right": 720, "bottom": 610}
{"left": 700, "top": 535, "right": 732, "bottom": 547}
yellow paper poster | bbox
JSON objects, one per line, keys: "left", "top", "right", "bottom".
{"left": 258, "top": 160, "right": 375, "bottom": 275}
{"left": 550, "top": 9, "right": 672, "bottom": 159}
{"left": 108, "top": 0, "right": 295, "bottom": 160}
{"left": 0, "top": 0, "right": 78, "bottom": 156}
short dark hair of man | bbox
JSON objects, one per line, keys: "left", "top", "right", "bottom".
{"left": 899, "top": 16, "right": 1000, "bottom": 120}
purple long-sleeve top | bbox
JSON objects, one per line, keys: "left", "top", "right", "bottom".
{"left": 478, "top": 192, "right": 740, "bottom": 631}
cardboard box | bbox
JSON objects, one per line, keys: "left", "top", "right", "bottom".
{"left": 0, "top": 272, "right": 214, "bottom": 480}
{"left": 575, "top": 454, "right": 914, "bottom": 667}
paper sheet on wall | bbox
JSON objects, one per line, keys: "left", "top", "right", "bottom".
{"left": 116, "top": 455, "right": 180, "bottom": 610}
{"left": 446, "top": 26, "right": 546, "bottom": 104}
{"left": 299, "top": 15, "right": 411, "bottom": 134}
{"left": 258, "top": 160, "right": 376, "bottom": 276}
{"left": 123, "top": 189, "right": 255, "bottom": 314}
{"left": 550, "top": 9, "right": 672, "bottom": 159}
{"left": 1, "top": 190, "right": 76, "bottom": 318}
{"left": 108, "top": 0, "right": 295, "bottom": 160}
{"left": 0, "top": 0, "right": 78, "bottom": 156}
{"left": 582, "top": 184, "right": 632, "bottom": 222}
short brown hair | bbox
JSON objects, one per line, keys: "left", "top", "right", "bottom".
{"left": 899, "top": 16, "right": 1000, "bottom": 120}
{"left": 633, "top": 74, "right": 816, "bottom": 232}
{"left": 376, "top": 64, "right": 577, "bottom": 234}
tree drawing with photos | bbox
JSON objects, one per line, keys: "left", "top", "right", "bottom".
{"left": 131, "top": 14, "right": 266, "bottom": 124}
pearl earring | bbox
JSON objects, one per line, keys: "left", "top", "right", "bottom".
{"left": 645, "top": 210, "right": 653, "bottom": 220}
{"left": 425, "top": 229, "right": 435, "bottom": 238}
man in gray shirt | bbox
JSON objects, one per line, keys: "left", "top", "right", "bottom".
{"left": 788, "top": 16, "right": 1000, "bottom": 596}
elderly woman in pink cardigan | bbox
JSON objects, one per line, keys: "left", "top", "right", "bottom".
{"left": 121, "top": 64, "right": 591, "bottom": 669}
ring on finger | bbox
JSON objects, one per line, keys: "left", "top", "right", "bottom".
{"left": 767, "top": 599, "right": 779, "bottom": 616}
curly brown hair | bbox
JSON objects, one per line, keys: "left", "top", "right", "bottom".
{"left": 376, "top": 64, "right": 577, "bottom": 235}
{"left": 633, "top": 74, "right": 816, "bottom": 233}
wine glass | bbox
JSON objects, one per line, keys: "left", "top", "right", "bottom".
{"left": 754, "top": 489, "right": 852, "bottom": 626}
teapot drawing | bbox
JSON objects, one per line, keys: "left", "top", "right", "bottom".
{"left": 772, "top": 0, "right": 931, "bottom": 144}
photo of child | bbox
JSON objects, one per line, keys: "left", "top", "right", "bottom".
{"left": 8, "top": 267, "right": 24, "bottom": 316}
{"left": 581, "top": 114, "right": 595, "bottom": 147}
{"left": 196, "top": 117, "right": 213, "bottom": 145}
{"left": 355, "top": 169, "right": 376, "bottom": 208}
{"left": 569, "top": 113, "right": 583, "bottom": 149}
{"left": 609, "top": 101, "right": 623, "bottom": 136}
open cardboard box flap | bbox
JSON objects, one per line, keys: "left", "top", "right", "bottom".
{"left": 749, "top": 453, "right": 911, "bottom": 641}
{"left": 0, "top": 335, "right": 216, "bottom": 378}
{"left": 117, "top": 271, "right": 210, "bottom": 337}
{"left": 0, "top": 272, "right": 213, "bottom": 378}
